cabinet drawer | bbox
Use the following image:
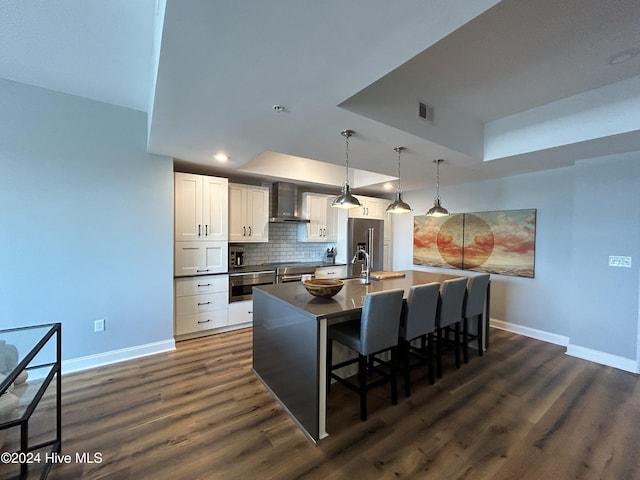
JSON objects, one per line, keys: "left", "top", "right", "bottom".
{"left": 175, "top": 311, "right": 228, "bottom": 335}
{"left": 315, "top": 265, "right": 348, "bottom": 279}
{"left": 175, "top": 275, "right": 228, "bottom": 297}
{"left": 175, "top": 292, "right": 228, "bottom": 316}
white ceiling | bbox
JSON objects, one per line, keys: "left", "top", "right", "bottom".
{"left": 2, "top": 0, "right": 639, "bottom": 194}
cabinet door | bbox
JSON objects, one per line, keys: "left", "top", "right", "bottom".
{"left": 347, "top": 195, "right": 386, "bottom": 220}
{"left": 347, "top": 195, "right": 367, "bottom": 219}
{"left": 366, "top": 197, "right": 386, "bottom": 220}
{"left": 246, "top": 187, "right": 269, "bottom": 242}
{"left": 202, "top": 176, "right": 228, "bottom": 241}
{"left": 301, "top": 193, "right": 328, "bottom": 242}
{"left": 324, "top": 197, "right": 337, "bottom": 241}
{"left": 175, "top": 173, "right": 203, "bottom": 242}
{"left": 228, "top": 300, "right": 253, "bottom": 326}
{"left": 175, "top": 241, "right": 228, "bottom": 276}
{"left": 228, "top": 184, "right": 247, "bottom": 242}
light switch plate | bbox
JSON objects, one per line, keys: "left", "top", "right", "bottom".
{"left": 608, "top": 256, "right": 632, "bottom": 268}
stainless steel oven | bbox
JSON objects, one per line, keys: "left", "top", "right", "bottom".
{"left": 229, "top": 270, "right": 276, "bottom": 302}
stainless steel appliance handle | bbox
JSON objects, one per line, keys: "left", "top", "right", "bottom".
{"left": 281, "top": 275, "right": 303, "bottom": 282}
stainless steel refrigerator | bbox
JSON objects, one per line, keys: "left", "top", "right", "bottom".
{"left": 347, "top": 218, "right": 384, "bottom": 276}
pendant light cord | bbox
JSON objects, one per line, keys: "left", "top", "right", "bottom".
{"left": 434, "top": 159, "right": 442, "bottom": 203}
{"left": 394, "top": 147, "right": 404, "bottom": 193}
{"left": 344, "top": 133, "right": 350, "bottom": 184}
{"left": 341, "top": 129, "right": 353, "bottom": 185}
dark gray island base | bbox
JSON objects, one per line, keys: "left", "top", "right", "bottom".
{"left": 252, "top": 270, "right": 489, "bottom": 443}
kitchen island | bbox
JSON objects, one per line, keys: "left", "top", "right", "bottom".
{"left": 252, "top": 270, "right": 490, "bottom": 443}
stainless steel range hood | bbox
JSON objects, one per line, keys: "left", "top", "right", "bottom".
{"left": 269, "top": 182, "right": 310, "bottom": 223}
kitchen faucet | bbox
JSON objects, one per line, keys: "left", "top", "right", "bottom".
{"left": 351, "top": 247, "right": 371, "bottom": 284}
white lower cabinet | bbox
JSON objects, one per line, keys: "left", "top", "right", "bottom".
{"left": 174, "top": 241, "right": 227, "bottom": 277}
{"left": 314, "top": 265, "right": 348, "bottom": 279}
{"left": 228, "top": 300, "right": 253, "bottom": 326}
{"left": 175, "top": 274, "right": 229, "bottom": 337}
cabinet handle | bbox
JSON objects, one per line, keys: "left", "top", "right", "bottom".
{"left": 323, "top": 228, "right": 327, "bottom": 237}
{"left": 248, "top": 226, "right": 252, "bottom": 236}
{"left": 198, "top": 224, "right": 201, "bottom": 236}
{"left": 243, "top": 226, "right": 246, "bottom": 236}
{"left": 205, "top": 224, "right": 209, "bottom": 236}
{"left": 248, "top": 311, "right": 252, "bottom": 314}
{"left": 197, "top": 283, "right": 211, "bottom": 287}
{"left": 197, "top": 319, "right": 211, "bottom": 324}
{"left": 196, "top": 269, "right": 210, "bottom": 272}
{"left": 319, "top": 227, "right": 322, "bottom": 236}
{"left": 197, "top": 301, "right": 212, "bottom": 305}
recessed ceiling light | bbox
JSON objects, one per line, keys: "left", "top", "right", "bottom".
{"left": 608, "top": 48, "right": 640, "bottom": 65}
{"left": 272, "top": 105, "right": 285, "bottom": 112}
{"left": 213, "top": 153, "right": 229, "bottom": 162}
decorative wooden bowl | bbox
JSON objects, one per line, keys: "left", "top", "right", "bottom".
{"left": 303, "top": 278, "right": 344, "bottom": 298}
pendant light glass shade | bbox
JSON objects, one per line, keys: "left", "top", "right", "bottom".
{"left": 426, "top": 159, "right": 449, "bottom": 217}
{"left": 332, "top": 130, "right": 362, "bottom": 209}
{"left": 386, "top": 146, "right": 412, "bottom": 214}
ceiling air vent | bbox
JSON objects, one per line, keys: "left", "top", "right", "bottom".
{"left": 418, "top": 100, "right": 434, "bottom": 124}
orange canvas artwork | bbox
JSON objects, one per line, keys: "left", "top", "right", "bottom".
{"left": 413, "top": 209, "right": 536, "bottom": 278}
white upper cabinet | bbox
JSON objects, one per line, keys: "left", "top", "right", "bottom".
{"left": 347, "top": 195, "right": 387, "bottom": 220}
{"left": 298, "top": 193, "right": 336, "bottom": 242}
{"left": 228, "top": 183, "right": 269, "bottom": 242}
{"left": 201, "top": 175, "right": 229, "bottom": 241}
{"left": 175, "top": 173, "right": 228, "bottom": 242}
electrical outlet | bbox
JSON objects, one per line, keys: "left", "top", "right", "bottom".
{"left": 94, "top": 319, "right": 105, "bottom": 332}
{"left": 608, "top": 256, "right": 632, "bottom": 268}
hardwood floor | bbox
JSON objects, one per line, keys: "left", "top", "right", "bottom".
{"left": 12, "top": 327, "right": 640, "bottom": 479}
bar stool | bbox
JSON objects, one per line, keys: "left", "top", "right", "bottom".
{"left": 399, "top": 283, "right": 440, "bottom": 396}
{"left": 435, "top": 277, "right": 467, "bottom": 378}
{"left": 326, "top": 289, "right": 404, "bottom": 421}
{"left": 462, "top": 274, "right": 490, "bottom": 363}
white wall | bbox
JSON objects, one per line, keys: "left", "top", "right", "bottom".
{"left": 0, "top": 79, "right": 175, "bottom": 368}
{"left": 569, "top": 152, "right": 640, "bottom": 365}
{"left": 393, "top": 156, "right": 640, "bottom": 371}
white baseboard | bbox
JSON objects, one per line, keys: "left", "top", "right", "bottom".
{"left": 566, "top": 344, "right": 638, "bottom": 374}
{"left": 61, "top": 339, "right": 176, "bottom": 375}
{"left": 490, "top": 319, "right": 639, "bottom": 374}
{"left": 490, "top": 319, "right": 570, "bottom": 346}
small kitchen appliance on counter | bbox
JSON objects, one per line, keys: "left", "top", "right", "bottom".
{"left": 229, "top": 246, "right": 245, "bottom": 268}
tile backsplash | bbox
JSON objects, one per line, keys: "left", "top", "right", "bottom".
{"left": 233, "top": 223, "right": 336, "bottom": 265}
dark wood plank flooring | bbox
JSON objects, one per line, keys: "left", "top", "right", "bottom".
{"left": 10, "top": 327, "right": 640, "bottom": 480}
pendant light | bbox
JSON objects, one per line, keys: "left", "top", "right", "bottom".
{"left": 332, "top": 129, "right": 362, "bottom": 209}
{"left": 426, "top": 159, "right": 449, "bottom": 217}
{"left": 386, "top": 146, "right": 412, "bottom": 214}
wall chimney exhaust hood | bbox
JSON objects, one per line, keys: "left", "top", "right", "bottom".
{"left": 269, "top": 182, "right": 310, "bottom": 223}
